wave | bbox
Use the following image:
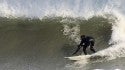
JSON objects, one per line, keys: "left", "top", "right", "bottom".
{"left": 0, "top": 12, "right": 125, "bottom": 70}
{"left": 0, "top": 15, "right": 112, "bottom": 45}
{"left": 0, "top": 15, "right": 112, "bottom": 51}
{"left": 1, "top": 0, "right": 125, "bottom": 70}
{"left": 65, "top": 12, "right": 125, "bottom": 68}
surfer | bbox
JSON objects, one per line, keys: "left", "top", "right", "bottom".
{"left": 73, "top": 35, "right": 96, "bottom": 55}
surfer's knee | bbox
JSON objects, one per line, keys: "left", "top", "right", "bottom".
{"left": 90, "top": 46, "right": 96, "bottom": 53}
{"left": 90, "top": 41, "right": 94, "bottom": 46}
{"left": 83, "top": 46, "right": 87, "bottom": 55}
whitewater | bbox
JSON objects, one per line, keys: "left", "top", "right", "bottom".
{"left": 0, "top": 0, "right": 125, "bottom": 70}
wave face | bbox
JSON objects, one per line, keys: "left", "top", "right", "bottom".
{"left": 0, "top": 0, "right": 125, "bottom": 70}
{"left": 0, "top": 16, "right": 112, "bottom": 70}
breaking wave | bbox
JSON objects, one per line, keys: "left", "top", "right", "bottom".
{"left": 0, "top": 0, "right": 125, "bottom": 70}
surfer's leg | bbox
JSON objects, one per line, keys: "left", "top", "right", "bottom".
{"left": 90, "top": 41, "right": 96, "bottom": 53}
{"left": 90, "top": 46, "right": 96, "bottom": 53}
{"left": 72, "top": 45, "right": 81, "bottom": 55}
{"left": 83, "top": 46, "right": 87, "bottom": 55}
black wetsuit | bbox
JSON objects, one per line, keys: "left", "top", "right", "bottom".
{"left": 73, "top": 35, "right": 96, "bottom": 55}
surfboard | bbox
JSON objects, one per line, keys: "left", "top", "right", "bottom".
{"left": 65, "top": 55, "right": 91, "bottom": 61}
{"left": 65, "top": 54, "right": 109, "bottom": 62}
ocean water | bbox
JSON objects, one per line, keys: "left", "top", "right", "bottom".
{"left": 0, "top": 0, "right": 125, "bottom": 70}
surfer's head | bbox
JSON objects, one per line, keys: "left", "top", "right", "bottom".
{"left": 81, "top": 35, "right": 85, "bottom": 39}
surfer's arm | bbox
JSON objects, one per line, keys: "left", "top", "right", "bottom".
{"left": 79, "top": 40, "right": 85, "bottom": 46}
{"left": 72, "top": 45, "right": 81, "bottom": 55}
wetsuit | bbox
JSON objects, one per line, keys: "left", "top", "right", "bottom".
{"left": 73, "top": 35, "right": 96, "bottom": 55}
